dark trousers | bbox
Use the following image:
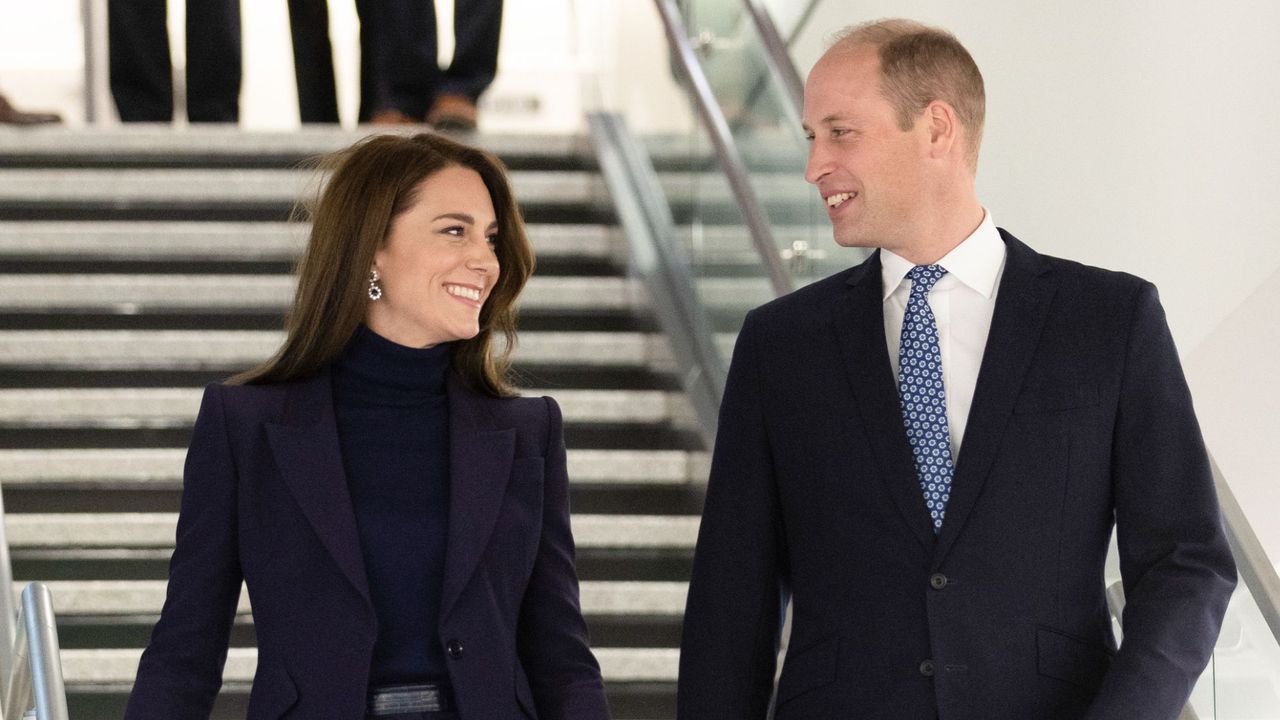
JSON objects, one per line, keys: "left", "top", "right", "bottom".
{"left": 108, "top": 0, "right": 241, "bottom": 122}
{"left": 353, "top": 0, "right": 503, "bottom": 121}
{"left": 287, "top": 0, "right": 339, "bottom": 123}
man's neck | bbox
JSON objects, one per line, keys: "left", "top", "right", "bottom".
{"left": 889, "top": 201, "right": 986, "bottom": 266}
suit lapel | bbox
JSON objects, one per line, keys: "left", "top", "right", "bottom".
{"left": 933, "top": 231, "right": 1057, "bottom": 566}
{"left": 440, "top": 375, "right": 516, "bottom": 619}
{"left": 831, "top": 252, "right": 937, "bottom": 552}
{"left": 264, "top": 371, "right": 371, "bottom": 607}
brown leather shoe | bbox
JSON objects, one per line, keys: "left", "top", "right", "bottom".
{"left": 368, "top": 108, "right": 420, "bottom": 126}
{"left": 0, "top": 92, "right": 61, "bottom": 126}
{"left": 426, "top": 94, "right": 477, "bottom": 132}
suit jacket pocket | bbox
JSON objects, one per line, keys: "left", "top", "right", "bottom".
{"left": 1036, "top": 625, "right": 1112, "bottom": 689}
{"left": 774, "top": 636, "right": 838, "bottom": 708}
{"left": 1014, "top": 384, "right": 1099, "bottom": 414}
{"left": 246, "top": 663, "right": 298, "bottom": 720}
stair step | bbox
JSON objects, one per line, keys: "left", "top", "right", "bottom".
{"left": 12, "top": 579, "right": 688, "bottom": 617}
{"left": 3, "top": 513, "right": 700, "bottom": 550}
{"left": 58, "top": 646, "right": 679, "bottom": 687}
{"left": 0, "top": 330, "right": 714, "bottom": 371}
{"left": 0, "top": 275, "right": 646, "bottom": 313}
{"left": 0, "top": 448, "right": 709, "bottom": 487}
{"left": 0, "top": 388, "right": 694, "bottom": 428}
{"left": 0, "top": 221, "right": 621, "bottom": 262}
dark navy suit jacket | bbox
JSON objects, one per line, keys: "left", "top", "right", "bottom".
{"left": 125, "top": 371, "right": 610, "bottom": 720}
{"left": 677, "top": 232, "right": 1236, "bottom": 720}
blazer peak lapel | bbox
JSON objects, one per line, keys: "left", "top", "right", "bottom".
{"left": 440, "top": 379, "right": 517, "bottom": 619}
{"left": 264, "top": 372, "right": 371, "bottom": 607}
{"left": 832, "top": 254, "right": 936, "bottom": 552}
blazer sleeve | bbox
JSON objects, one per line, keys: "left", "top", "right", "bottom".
{"left": 677, "top": 310, "right": 788, "bottom": 720}
{"left": 1085, "top": 282, "right": 1237, "bottom": 719}
{"left": 515, "top": 396, "right": 611, "bottom": 720}
{"left": 125, "top": 384, "right": 244, "bottom": 720}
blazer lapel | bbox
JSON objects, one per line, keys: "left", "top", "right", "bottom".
{"left": 831, "top": 252, "right": 937, "bottom": 552}
{"left": 933, "top": 231, "right": 1057, "bottom": 566}
{"left": 440, "top": 375, "right": 516, "bottom": 620}
{"left": 264, "top": 371, "right": 371, "bottom": 607}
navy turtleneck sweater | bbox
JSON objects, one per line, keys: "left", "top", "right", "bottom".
{"left": 331, "top": 325, "right": 451, "bottom": 684}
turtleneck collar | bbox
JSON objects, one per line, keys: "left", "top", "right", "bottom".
{"left": 332, "top": 324, "right": 452, "bottom": 405}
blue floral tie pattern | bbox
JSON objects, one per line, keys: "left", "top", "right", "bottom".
{"left": 898, "top": 265, "right": 954, "bottom": 533}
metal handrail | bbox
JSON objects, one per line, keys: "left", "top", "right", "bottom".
{"left": 739, "top": 0, "right": 804, "bottom": 118}
{"left": 588, "top": 111, "right": 727, "bottom": 449}
{"left": 1, "top": 489, "right": 69, "bottom": 720}
{"left": 652, "top": 0, "right": 793, "bottom": 297}
{"left": 1210, "top": 452, "right": 1280, "bottom": 643}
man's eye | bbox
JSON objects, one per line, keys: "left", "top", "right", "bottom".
{"left": 831, "top": 128, "right": 851, "bottom": 138}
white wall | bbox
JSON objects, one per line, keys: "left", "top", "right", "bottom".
{"left": 788, "top": 1, "right": 1280, "bottom": 556}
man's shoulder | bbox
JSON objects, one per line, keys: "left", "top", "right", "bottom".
{"left": 1004, "top": 230, "right": 1152, "bottom": 301}
{"left": 746, "top": 262, "right": 863, "bottom": 326}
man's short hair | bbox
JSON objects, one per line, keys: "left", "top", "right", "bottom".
{"left": 831, "top": 19, "right": 986, "bottom": 168}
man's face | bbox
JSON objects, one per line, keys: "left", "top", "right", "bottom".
{"left": 803, "top": 45, "right": 932, "bottom": 251}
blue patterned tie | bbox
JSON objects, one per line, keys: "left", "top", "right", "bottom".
{"left": 898, "top": 265, "right": 954, "bottom": 533}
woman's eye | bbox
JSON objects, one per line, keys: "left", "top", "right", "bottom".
{"left": 486, "top": 235, "right": 498, "bottom": 248}
{"left": 442, "top": 225, "right": 465, "bottom": 237}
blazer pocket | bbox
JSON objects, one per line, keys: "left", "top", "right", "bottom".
{"left": 774, "top": 636, "right": 838, "bottom": 708}
{"left": 1014, "top": 383, "right": 1099, "bottom": 415}
{"left": 246, "top": 663, "right": 299, "bottom": 720}
{"left": 1036, "top": 625, "right": 1112, "bottom": 689}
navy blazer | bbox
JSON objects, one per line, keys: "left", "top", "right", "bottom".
{"left": 125, "top": 371, "right": 610, "bottom": 720}
{"left": 677, "top": 232, "right": 1236, "bottom": 720}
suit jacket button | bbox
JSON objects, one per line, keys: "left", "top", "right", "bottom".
{"left": 929, "top": 573, "right": 949, "bottom": 590}
{"left": 446, "top": 639, "right": 464, "bottom": 659}
{"left": 919, "top": 659, "right": 935, "bottom": 677}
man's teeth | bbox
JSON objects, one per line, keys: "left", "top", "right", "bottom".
{"left": 826, "top": 192, "right": 853, "bottom": 208}
{"left": 446, "top": 285, "right": 481, "bottom": 301}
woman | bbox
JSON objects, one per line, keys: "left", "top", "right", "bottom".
{"left": 125, "top": 133, "right": 611, "bottom": 720}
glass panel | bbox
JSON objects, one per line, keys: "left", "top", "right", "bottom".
{"left": 1196, "top": 578, "right": 1280, "bottom": 718}
{"left": 674, "top": 0, "right": 867, "bottom": 351}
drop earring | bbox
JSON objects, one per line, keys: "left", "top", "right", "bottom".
{"left": 367, "top": 269, "right": 382, "bottom": 301}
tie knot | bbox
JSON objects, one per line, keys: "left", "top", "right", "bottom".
{"left": 907, "top": 265, "right": 947, "bottom": 295}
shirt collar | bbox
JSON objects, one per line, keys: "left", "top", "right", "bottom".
{"left": 880, "top": 210, "right": 1006, "bottom": 301}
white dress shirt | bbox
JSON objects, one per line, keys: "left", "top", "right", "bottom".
{"left": 881, "top": 210, "right": 1007, "bottom": 462}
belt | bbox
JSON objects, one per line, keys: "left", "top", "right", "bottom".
{"left": 367, "top": 682, "right": 455, "bottom": 716}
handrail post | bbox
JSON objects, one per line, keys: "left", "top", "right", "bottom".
{"left": 739, "top": 0, "right": 804, "bottom": 117}
{"left": 81, "top": 0, "right": 111, "bottom": 125}
{"left": 21, "top": 584, "right": 68, "bottom": 720}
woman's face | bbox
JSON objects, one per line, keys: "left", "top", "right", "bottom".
{"left": 366, "top": 165, "right": 501, "bottom": 347}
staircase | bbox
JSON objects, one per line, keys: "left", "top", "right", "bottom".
{"left": 0, "top": 127, "right": 709, "bottom": 719}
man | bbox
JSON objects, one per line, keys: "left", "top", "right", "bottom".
{"left": 677, "top": 18, "right": 1235, "bottom": 720}
{"left": 354, "top": 0, "right": 504, "bottom": 129}
{"left": 108, "top": 0, "right": 240, "bottom": 122}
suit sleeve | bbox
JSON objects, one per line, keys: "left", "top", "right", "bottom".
{"left": 1085, "top": 282, "right": 1237, "bottom": 719}
{"left": 125, "top": 384, "right": 243, "bottom": 720}
{"left": 677, "top": 311, "right": 788, "bottom": 720}
{"left": 515, "top": 396, "right": 611, "bottom": 720}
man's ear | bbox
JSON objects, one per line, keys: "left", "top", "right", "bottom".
{"left": 925, "top": 100, "right": 959, "bottom": 160}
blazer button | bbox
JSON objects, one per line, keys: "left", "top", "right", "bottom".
{"left": 919, "top": 659, "right": 935, "bottom": 677}
{"left": 929, "top": 573, "right": 949, "bottom": 590}
{"left": 446, "top": 639, "right": 464, "bottom": 660}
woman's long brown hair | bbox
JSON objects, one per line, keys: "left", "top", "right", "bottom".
{"left": 229, "top": 133, "right": 534, "bottom": 396}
